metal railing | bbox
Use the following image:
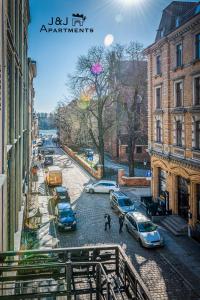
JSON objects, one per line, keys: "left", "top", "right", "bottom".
{"left": 0, "top": 244, "right": 151, "bottom": 300}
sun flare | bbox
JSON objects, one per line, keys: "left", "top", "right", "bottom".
{"left": 120, "top": 0, "right": 140, "bottom": 6}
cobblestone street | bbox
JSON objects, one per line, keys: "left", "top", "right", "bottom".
{"left": 40, "top": 141, "right": 200, "bottom": 300}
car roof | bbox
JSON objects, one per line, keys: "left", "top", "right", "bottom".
{"left": 47, "top": 166, "right": 61, "bottom": 171}
{"left": 98, "top": 180, "right": 116, "bottom": 184}
{"left": 57, "top": 202, "right": 71, "bottom": 211}
{"left": 127, "top": 212, "right": 150, "bottom": 222}
{"left": 112, "top": 191, "right": 129, "bottom": 199}
{"left": 55, "top": 186, "right": 67, "bottom": 192}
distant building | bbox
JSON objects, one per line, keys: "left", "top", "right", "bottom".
{"left": 104, "top": 60, "right": 150, "bottom": 165}
{"left": 0, "top": 0, "right": 36, "bottom": 251}
{"left": 37, "top": 112, "right": 56, "bottom": 130}
{"left": 144, "top": 1, "right": 200, "bottom": 233}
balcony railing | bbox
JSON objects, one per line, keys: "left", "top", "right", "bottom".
{"left": 0, "top": 244, "right": 151, "bottom": 300}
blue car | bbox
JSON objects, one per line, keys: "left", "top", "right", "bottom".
{"left": 55, "top": 203, "right": 77, "bottom": 231}
{"left": 110, "top": 191, "right": 135, "bottom": 215}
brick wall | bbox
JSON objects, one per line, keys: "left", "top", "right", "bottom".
{"left": 62, "top": 145, "right": 102, "bottom": 179}
{"left": 118, "top": 169, "right": 150, "bottom": 187}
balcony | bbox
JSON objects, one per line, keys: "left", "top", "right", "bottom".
{"left": 0, "top": 245, "right": 151, "bottom": 300}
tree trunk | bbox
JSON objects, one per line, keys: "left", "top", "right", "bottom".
{"left": 128, "top": 136, "right": 135, "bottom": 177}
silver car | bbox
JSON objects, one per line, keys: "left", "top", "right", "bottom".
{"left": 85, "top": 180, "right": 120, "bottom": 194}
{"left": 125, "top": 212, "right": 164, "bottom": 248}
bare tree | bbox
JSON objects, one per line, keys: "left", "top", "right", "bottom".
{"left": 121, "top": 42, "right": 147, "bottom": 176}
{"left": 69, "top": 46, "right": 118, "bottom": 175}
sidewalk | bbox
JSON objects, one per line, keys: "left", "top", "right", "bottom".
{"left": 21, "top": 164, "right": 59, "bottom": 250}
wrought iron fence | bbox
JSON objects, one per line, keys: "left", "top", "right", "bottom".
{"left": 0, "top": 245, "right": 151, "bottom": 300}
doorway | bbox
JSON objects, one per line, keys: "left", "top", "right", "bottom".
{"left": 178, "top": 177, "right": 189, "bottom": 220}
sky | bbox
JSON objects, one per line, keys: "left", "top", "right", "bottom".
{"left": 28, "top": 0, "right": 198, "bottom": 113}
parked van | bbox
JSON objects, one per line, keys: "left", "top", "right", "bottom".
{"left": 45, "top": 166, "right": 62, "bottom": 186}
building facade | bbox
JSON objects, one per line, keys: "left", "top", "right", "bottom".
{"left": 145, "top": 1, "right": 200, "bottom": 232}
{"left": 0, "top": 0, "right": 35, "bottom": 251}
{"left": 104, "top": 60, "right": 150, "bottom": 165}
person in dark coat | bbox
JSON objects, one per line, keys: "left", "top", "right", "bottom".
{"left": 119, "top": 214, "right": 124, "bottom": 233}
{"left": 104, "top": 214, "right": 111, "bottom": 231}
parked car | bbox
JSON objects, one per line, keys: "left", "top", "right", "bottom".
{"left": 55, "top": 202, "right": 77, "bottom": 231}
{"left": 45, "top": 166, "right": 62, "bottom": 186}
{"left": 54, "top": 186, "right": 70, "bottom": 204}
{"left": 42, "top": 148, "right": 55, "bottom": 155}
{"left": 44, "top": 155, "right": 53, "bottom": 166}
{"left": 110, "top": 191, "right": 135, "bottom": 214}
{"left": 85, "top": 180, "right": 120, "bottom": 194}
{"left": 36, "top": 139, "right": 43, "bottom": 147}
{"left": 125, "top": 212, "right": 164, "bottom": 248}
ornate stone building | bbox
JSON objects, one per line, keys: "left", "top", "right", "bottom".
{"left": 0, "top": 0, "right": 35, "bottom": 250}
{"left": 144, "top": 1, "right": 200, "bottom": 232}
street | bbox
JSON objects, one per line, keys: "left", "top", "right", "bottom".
{"left": 39, "top": 138, "right": 200, "bottom": 300}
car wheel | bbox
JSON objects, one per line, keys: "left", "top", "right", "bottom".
{"left": 126, "top": 224, "right": 129, "bottom": 232}
{"left": 89, "top": 189, "right": 94, "bottom": 194}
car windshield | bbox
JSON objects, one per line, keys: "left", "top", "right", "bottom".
{"left": 60, "top": 211, "right": 74, "bottom": 218}
{"left": 58, "top": 192, "right": 67, "bottom": 197}
{"left": 138, "top": 222, "right": 157, "bottom": 232}
{"left": 118, "top": 198, "right": 132, "bottom": 206}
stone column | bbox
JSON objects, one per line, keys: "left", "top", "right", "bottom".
{"left": 152, "top": 165, "right": 158, "bottom": 199}
{"left": 171, "top": 173, "right": 178, "bottom": 213}
{"left": 118, "top": 169, "right": 125, "bottom": 186}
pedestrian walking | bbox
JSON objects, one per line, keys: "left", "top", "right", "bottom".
{"left": 104, "top": 214, "right": 111, "bottom": 231}
{"left": 119, "top": 214, "right": 124, "bottom": 233}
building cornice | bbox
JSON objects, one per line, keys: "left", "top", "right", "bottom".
{"left": 150, "top": 149, "right": 200, "bottom": 171}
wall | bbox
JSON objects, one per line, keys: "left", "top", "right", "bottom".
{"left": 63, "top": 145, "right": 103, "bottom": 179}
{"left": 118, "top": 169, "right": 150, "bottom": 187}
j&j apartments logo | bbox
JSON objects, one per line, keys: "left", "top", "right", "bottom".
{"left": 40, "top": 14, "right": 94, "bottom": 33}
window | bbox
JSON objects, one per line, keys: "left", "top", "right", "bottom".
{"left": 136, "top": 146, "right": 142, "bottom": 154}
{"left": 194, "top": 76, "right": 200, "bottom": 105}
{"left": 156, "top": 55, "right": 161, "bottom": 74}
{"left": 176, "top": 44, "right": 182, "bottom": 67}
{"left": 195, "top": 33, "right": 200, "bottom": 59}
{"left": 175, "top": 17, "right": 180, "bottom": 28}
{"left": 176, "top": 121, "right": 182, "bottom": 147}
{"left": 156, "top": 120, "right": 161, "bottom": 143}
{"left": 195, "top": 121, "right": 200, "bottom": 149}
{"left": 175, "top": 81, "right": 183, "bottom": 107}
{"left": 156, "top": 87, "right": 161, "bottom": 109}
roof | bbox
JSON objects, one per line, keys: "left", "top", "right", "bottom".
{"left": 128, "top": 212, "right": 150, "bottom": 222}
{"left": 55, "top": 186, "right": 68, "bottom": 192}
{"left": 98, "top": 180, "right": 117, "bottom": 184}
{"left": 112, "top": 191, "right": 129, "bottom": 199}
{"left": 47, "top": 166, "right": 61, "bottom": 171}
{"left": 155, "top": 1, "right": 199, "bottom": 42}
{"left": 57, "top": 202, "right": 71, "bottom": 210}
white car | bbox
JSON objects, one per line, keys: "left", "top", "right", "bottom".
{"left": 85, "top": 180, "right": 120, "bottom": 194}
{"left": 125, "top": 212, "right": 164, "bottom": 248}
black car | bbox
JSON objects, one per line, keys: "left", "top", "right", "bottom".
{"left": 43, "top": 148, "right": 55, "bottom": 155}
{"left": 54, "top": 186, "right": 70, "bottom": 204}
{"left": 44, "top": 155, "right": 53, "bottom": 166}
